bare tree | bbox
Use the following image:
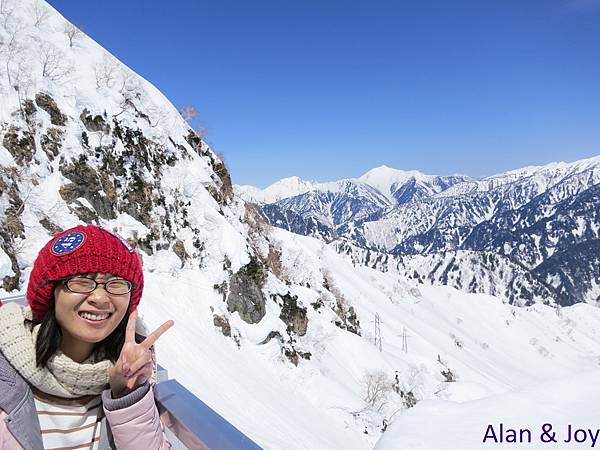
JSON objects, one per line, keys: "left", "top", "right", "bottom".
{"left": 13, "top": 60, "right": 34, "bottom": 119}
{"left": 1, "top": 15, "right": 23, "bottom": 87}
{"left": 0, "top": 21, "right": 33, "bottom": 117}
{"left": 396, "top": 365, "right": 424, "bottom": 408}
{"left": 194, "top": 122, "right": 207, "bottom": 139}
{"left": 179, "top": 104, "right": 207, "bottom": 137}
{"left": 117, "top": 68, "right": 141, "bottom": 94}
{"left": 362, "top": 371, "right": 393, "bottom": 413}
{"left": 0, "top": 0, "right": 15, "bottom": 26}
{"left": 0, "top": 0, "right": 13, "bottom": 14}
{"left": 30, "top": 1, "right": 50, "bottom": 28}
{"left": 179, "top": 104, "right": 198, "bottom": 122}
{"left": 94, "top": 56, "right": 118, "bottom": 89}
{"left": 146, "top": 105, "right": 170, "bottom": 128}
{"left": 1, "top": 22, "right": 34, "bottom": 120}
{"left": 64, "top": 23, "right": 83, "bottom": 47}
{"left": 39, "top": 42, "right": 72, "bottom": 81}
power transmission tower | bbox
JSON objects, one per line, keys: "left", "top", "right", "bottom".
{"left": 374, "top": 313, "right": 382, "bottom": 352}
{"left": 401, "top": 326, "right": 408, "bottom": 353}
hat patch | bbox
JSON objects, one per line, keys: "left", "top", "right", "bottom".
{"left": 51, "top": 231, "right": 86, "bottom": 256}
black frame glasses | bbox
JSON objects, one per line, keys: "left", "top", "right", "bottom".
{"left": 63, "top": 276, "right": 133, "bottom": 296}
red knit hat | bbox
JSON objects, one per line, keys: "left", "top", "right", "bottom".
{"left": 27, "top": 224, "right": 144, "bottom": 321}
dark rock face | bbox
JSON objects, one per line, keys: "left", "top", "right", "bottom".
{"left": 226, "top": 258, "right": 267, "bottom": 324}
{"left": 277, "top": 293, "right": 308, "bottom": 336}
{"left": 283, "top": 347, "right": 312, "bottom": 366}
{"left": 333, "top": 302, "right": 361, "bottom": 335}
{"left": 213, "top": 158, "right": 233, "bottom": 204}
{"left": 35, "top": 93, "right": 67, "bottom": 126}
{"left": 3, "top": 126, "right": 35, "bottom": 165}
{"left": 39, "top": 217, "right": 63, "bottom": 234}
{"left": 185, "top": 130, "right": 233, "bottom": 205}
{"left": 40, "top": 128, "right": 64, "bottom": 160}
{"left": 0, "top": 171, "right": 25, "bottom": 292}
{"left": 172, "top": 240, "right": 188, "bottom": 267}
{"left": 260, "top": 330, "right": 283, "bottom": 345}
{"left": 80, "top": 109, "right": 110, "bottom": 133}
{"left": 22, "top": 100, "right": 37, "bottom": 119}
{"left": 213, "top": 314, "right": 232, "bottom": 337}
{"left": 121, "top": 172, "right": 154, "bottom": 226}
{"left": 344, "top": 306, "right": 361, "bottom": 335}
{"left": 1, "top": 248, "right": 20, "bottom": 292}
{"left": 59, "top": 155, "right": 116, "bottom": 220}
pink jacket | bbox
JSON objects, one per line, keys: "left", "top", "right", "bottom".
{"left": 0, "top": 350, "right": 171, "bottom": 450}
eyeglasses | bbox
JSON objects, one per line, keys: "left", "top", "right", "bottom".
{"left": 64, "top": 276, "right": 133, "bottom": 296}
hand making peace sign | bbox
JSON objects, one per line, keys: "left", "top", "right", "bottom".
{"left": 109, "top": 310, "right": 174, "bottom": 398}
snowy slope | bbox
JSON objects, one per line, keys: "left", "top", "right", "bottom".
{"left": 334, "top": 241, "right": 560, "bottom": 306}
{"left": 374, "top": 369, "right": 600, "bottom": 450}
{"left": 145, "top": 227, "right": 600, "bottom": 449}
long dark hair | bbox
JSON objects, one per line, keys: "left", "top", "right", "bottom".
{"left": 28, "top": 284, "right": 130, "bottom": 367}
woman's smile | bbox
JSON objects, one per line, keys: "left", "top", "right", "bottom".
{"left": 54, "top": 273, "right": 130, "bottom": 361}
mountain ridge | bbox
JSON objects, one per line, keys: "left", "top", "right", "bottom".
{"left": 240, "top": 155, "right": 600, "bottom": 306}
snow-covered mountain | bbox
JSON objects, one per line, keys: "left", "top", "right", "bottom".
{"left": 2, "top": 2, "right": 600, "bottom": 449}
{"left": 358, "top": 165, "right": 473, "bottom": 204}
{"left": 246, "top": 157, "right": 600, "bottom": 306}
{"left": 239, "top": 177, "right": 394, "bottom": 242}
{"left": 236, "top": 176, "right": 317, "bottom": 204}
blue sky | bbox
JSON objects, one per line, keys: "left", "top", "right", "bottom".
{"left": 48, "top": 0, "right": 600, "bottom": 187}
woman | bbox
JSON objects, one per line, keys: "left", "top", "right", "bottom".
{"left": 0, "top": 224, "right": 174, "bottom": 449}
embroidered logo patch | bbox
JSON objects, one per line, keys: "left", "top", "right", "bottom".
{"left": 51, "top": 231, "right": 86, "bottom": 256}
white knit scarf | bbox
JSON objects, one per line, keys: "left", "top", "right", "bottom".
{"left": 0, "top": 302, "right": 112, "bottom": 398}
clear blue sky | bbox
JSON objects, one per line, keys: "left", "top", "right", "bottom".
{"left": 48, "top": 0, "right": 600, "bottom": 188}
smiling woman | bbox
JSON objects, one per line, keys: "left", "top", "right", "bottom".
{"left": 53, "top": 274, "right": 132, "bottom": 364}
{"left": 0, "top": 224, "right": 174, "bottom": 450}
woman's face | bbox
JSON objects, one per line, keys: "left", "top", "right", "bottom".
{"left": 54, "top": 273, "right": 131, "bottom": 351}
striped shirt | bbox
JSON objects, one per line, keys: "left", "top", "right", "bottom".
{"left": 33, "top": 388, "right": 103, "bottom": 450}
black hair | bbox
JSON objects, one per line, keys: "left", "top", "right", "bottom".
{"left": 27, "top": 281, "right": 130, "bottom": 367}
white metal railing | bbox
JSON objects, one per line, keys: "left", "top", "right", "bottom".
{"left": 1, "top": 295, "right": 263, "bottom": 450}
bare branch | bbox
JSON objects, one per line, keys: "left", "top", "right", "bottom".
{"left": 179, "top": 104, "right": 198, "bottom": 122}
{"left": 117, "top": 68, "right": 141, "bottom": 94}
{"left": 64, "top": 23, "right": 84, "bottom": 47}
{"left": 30, "top": 1, "right": 50, "bottom": 28}
{"left": 94, "top": 56, "right": 118, "bottom": 89}
{"left": 1, "top": 14, "right": 24, "bottom": 86}
{"left": 361, "top": 370, "right": 393, "bottom": 413}
{"left": 146, "top": 105, "right": 170, "bottom": 128}
{"left": 38, "top": 42, "right": 72, "bottom": 82}
{"left": 0, "top": 0, "right": 16, "bottom": 27}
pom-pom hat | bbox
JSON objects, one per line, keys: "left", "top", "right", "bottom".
{"left": 27, "top": 224, "right": 144, "bottom": 321}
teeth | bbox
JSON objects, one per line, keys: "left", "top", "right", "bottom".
{"left": 79, "top": 312, "right": 110, "bottom": 321}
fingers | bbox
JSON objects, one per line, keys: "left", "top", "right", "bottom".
{"left": 125, "top": 350, "right": 152, "bottom": 376}
{"left": 125, "top": 362, "right": 152, "bottom": 390}
{"left": 142, "top": 319, "right": 174, "bottom": 349}
{"left": 125, "top": 310, "right": 137, "bottom": 343}
{"left": 110, "top": 348, "right": 152, "bottom": 397}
